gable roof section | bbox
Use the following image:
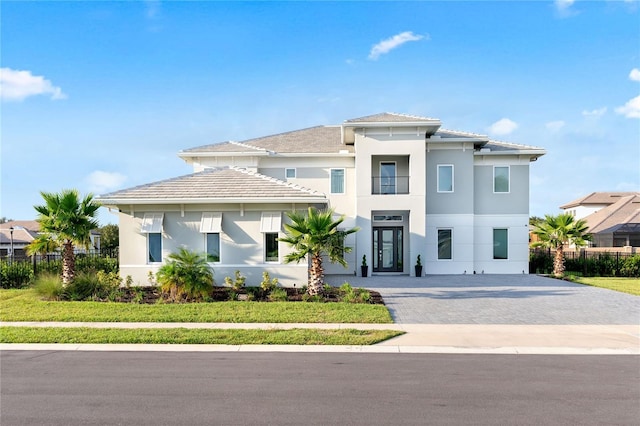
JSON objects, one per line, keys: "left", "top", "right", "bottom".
{"left": 97, "top": 167, "right": 327, "bottom": 205}
{"left": 345, "top": 112, "right": 439, "bottom": 123}
{"left": 560, "top": 192, "right": 640, "bottom": 209}
{"left": 582, "top": 194, "right": 640, "bottom": 234}
{"left": 180, "top": 126, "right": 350, "bottom": 156}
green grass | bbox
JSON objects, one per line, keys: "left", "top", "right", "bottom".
{"left": 0, "top": 289, "right": 393, "bottom": 324}
{"left": 573, "top": 277, "right": 640, "bottom": 296}
{"left": 0, "top": 327, "right": 403, "bottom": 345}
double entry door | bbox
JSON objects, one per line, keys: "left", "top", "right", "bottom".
{"left": 372, "top": 227, "right": 403, "bottom": 272}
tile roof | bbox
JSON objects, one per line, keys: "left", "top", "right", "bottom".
{"left": 560, "top": 192, "right": 640, "bottom": 209}
{"left": 98, "top": 167, "right": 327, "bottom": 203}
{"left": 583, "top": 194, "right": 640, "bottom": 234}
{"left": 0, "top": 220, "right": 40, "bottom": 232}
{"left": 344, "top": 112, "right": 439, "bottom": 123}
{"left": 181, "top": 126, "right": 351, "bottom": 155}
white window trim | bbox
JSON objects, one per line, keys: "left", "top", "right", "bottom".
{"left": 330, "top": 168, "right": 345, "bottom": 194}
{"left": 147, "top": 232, "right": 163, "bottom": 264}
{"left": 493, "top": 228, "right": 509, "bottom": 260}
{"left": 493, "top": 166, "right": 510, "bottom": 193}
{"left": 141, "top": 213, "right": 164, "bottom": 233}
{"left": 205, "top": 232, "right": 221, "bottom": 264}
{"left": 437, "top": 228, "right": 453, "bottom": 261}
{"left": 437, "top": 164, "right": 454, "bottom": 193}
{"left": 264, "top": 232, "right": 280, "bottom": 263}
{"left": 379, "top": 161, "right": 397, "bottom": 195}
{"left": 200, "top": 212, "right": 222, "bottom": 233}
{"left": 285, "top": 168, "right": 296, "bottom": 179}
{"left": 260, "top": 212, "right": 282, "bottom": 233}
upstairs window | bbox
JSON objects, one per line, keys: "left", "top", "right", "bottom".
{"left": 494, "top": 166, "right": 510, "bottom": 193}
{"left": 285, "top": 168, "right": 296, "bottom": 179}
{"left": 437, "top": 165, "right": 454, "bottom": 193}
{"left": 330, "top": 169, "right": 345, "bottom": 194}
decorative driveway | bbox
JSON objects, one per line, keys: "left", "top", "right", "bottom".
{"left": 326, "top": 274, "right": 640, "bottom": 325}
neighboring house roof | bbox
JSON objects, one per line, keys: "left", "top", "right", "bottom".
{"left": 582, "top": 194, "right": 640, "bottom": 234}
{"left": 0, "top": 220, "right": 40, "bottom": 232}
{"left": 0, "top": 227, "right": 37, "bottom": 246}
{"left": 97, "top": 166, "right": 328, "bottom": 205}
{"left": 179, "top": 126, "right": 352, "bottom": 156}
{"left": 560, "top": 192, "right": 640, "bottom": 209}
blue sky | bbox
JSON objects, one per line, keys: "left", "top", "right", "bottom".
{"left": 2, "top": 1, "right": 639, "bottom": 226}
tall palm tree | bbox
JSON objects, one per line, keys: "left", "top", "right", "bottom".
{"left": 280, "top": 207, "right": 359, "bottom": 296}
{"left": 34, "top": 189, "right": 101, "bottom": 284}
{"left": 530, "top": 212, "right": 591, "bottom": 277}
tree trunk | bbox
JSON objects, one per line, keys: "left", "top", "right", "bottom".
{"left": 307, "top": 253, "right": 325, "bottom": 296}
{"left": 62, "top": 241, "right": 76, "bottom": 285}
{"left": 553, "top": 245, "right": 565, "bottom": 277}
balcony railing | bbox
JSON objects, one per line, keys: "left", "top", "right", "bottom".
{"left": 371, "top": 176, "right": 410, "bottom": 194}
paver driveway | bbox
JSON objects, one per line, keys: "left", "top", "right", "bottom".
{"left": 326, "top": 274, "right": 640, "bottom": 324}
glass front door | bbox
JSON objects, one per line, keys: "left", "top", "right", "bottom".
{"left": 373, "top": 227, "right": 403, "bottom": 272}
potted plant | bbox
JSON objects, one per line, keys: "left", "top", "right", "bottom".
{"left": 361, "top": 255, "right": 368, "bottom": 277}
{"left": 415, "top": 255, "right": 423, "bottom": 277}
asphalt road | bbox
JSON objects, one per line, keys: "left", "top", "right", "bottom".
{"left": 2, "top": 351, "right": 639, "bottom": 425}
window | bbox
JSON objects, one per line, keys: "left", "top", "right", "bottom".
{"left": 494, "top": 166, "right": 510, "bottom": 193}
{"left": 206, "top": 233, "right": 220, "bottom": 262}
{"left": 141, "top": 213, "right": 164, "bottom": 264}
{"left": 265, "top": 233, "right": 279, "bottom": 262}
{"left": 493, "top": 229, "right": 508, "bottom": 260}
{"left": 380, "top": 162, "right": 396, "bottom": 194}
{"left": 330, "top": 169, "right": 345, "bottom": 194}
{"left": 285, "top": 168, "right": 296, "bottom": 179}
{"left": 437, "top": 165, "right": 454, "bottom": 193}
{"left": 438, "top": 229, "right": 452, "bottom": 260}
{"left": 148, "top": 233, "right": 162, "bottom": 263}
{"left": 373, "top": 215, "right": 403, "bottom": 222}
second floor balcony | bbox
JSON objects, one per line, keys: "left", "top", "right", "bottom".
{"left": 371, "top": 176, "right": 410, "bottom": 195}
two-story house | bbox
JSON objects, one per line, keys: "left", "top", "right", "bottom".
{"left": 98, "top": 113, "right": 546, "bottom": 286}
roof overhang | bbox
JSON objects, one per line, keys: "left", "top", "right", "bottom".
{"left": 97, "top": 196, "right": 329, "bottom": 206}
{"left": 342, "top": 120, "right": 442, "bottom": 144}
{"left": 474, "top": 149, "right": 547, "bottom": 161}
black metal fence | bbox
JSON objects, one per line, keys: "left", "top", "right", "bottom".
{"left": 529, "top": 249, "right": 640, "bottom": 277}
{"left": 0, "top": 249, "right": 119, "bottom": 289}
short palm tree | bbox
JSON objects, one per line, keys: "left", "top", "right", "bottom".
{"left": 25, "top": 234, "right": 60, "bottom": 260}
{"left": 34, "top": 189, "right": 101, "bottom": 284}
{"left": 530, "top": 212, "right": 591, "bottom": 277}
{"left": 280, "top": 207, "right": 359, "bottom": 296}
{"left": 156, "top": 248, "right": 214, "bottom": 301}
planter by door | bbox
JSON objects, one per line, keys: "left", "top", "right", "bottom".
{"left": 415, "top": 265, "right": 423, "bottom": 277}
{"left": 361, "top": 265, "right": 369, "bottom": 277}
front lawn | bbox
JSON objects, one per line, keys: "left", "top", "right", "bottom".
{"left": 573, "top": 277, "right": 640, "bottom": 296}
{"left": 0, "top": 327, "right": 403, "bottom": 345}
{"left": 0, "top": 289, "right": 393, "bottom": 323}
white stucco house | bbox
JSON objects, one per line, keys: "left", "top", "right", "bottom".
{"left": 98, "top": 113, "right": 546, "bottom": 286}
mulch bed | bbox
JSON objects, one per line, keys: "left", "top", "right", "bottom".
{"left": 114, "top": 286, "right": 384, "bottom": 305}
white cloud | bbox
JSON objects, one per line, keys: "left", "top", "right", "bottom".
{"left": 0, "top": 68, "right": 67, "bottom": 101}
{"left": 488, "top": 118, "right": 518, "bottom": 136}
{"left": 368, "top": 31, "right": 426, "bottom": 60}
{"left": 145, "top": 0, "right": 161, "bottom": 19}
{"left": 615, "top": 95, "right": 640, "bottom": 118}
{"left": 545, "top": 120, "right": 565, "bottom": 132}
{"left": 582, "top": 107, "right": 607, "bottom": 117}
{"left": 555, "top": 0, "right": 575, "bottom": 11}
{"left": 629, "top": 68, "right": 640, "bottom": 82}
{"left": 86, "top": 171, "right": 127, "bottom": 193}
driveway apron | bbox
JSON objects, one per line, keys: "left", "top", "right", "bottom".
{"left": 325, "top": 274, "right": 640, "bottom": 325}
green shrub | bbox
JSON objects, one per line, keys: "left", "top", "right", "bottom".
{"left": 0, "top": 261, "right": 34, "bottom": 289}
{"left": 157, "top": 248, "right": 214, "bottom": 301}
{"left": 260, "top": 271, "right": 278, "bottom": 293}
{"left": 269, "top": 287, "right": 288, "bottom": 302}
{"left": 302, "top": 293, "right": 323, "bottom": 302}
{"left": 339, "top": 282, "right": 371, "bottom": 303}
{"left": 245, "top": 286, "right": 263, "bottom": 301}
{"left": 224, "top": 270, "right": 246, "bottom": 291}
{"left": 621, "top": 255, "right": 640, "bottom": 277}
{"left": 33, "top": 273, "right": 64, "bottom": 300}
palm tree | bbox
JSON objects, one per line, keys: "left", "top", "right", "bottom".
{"left": 280, "top": 207, "right": 359, "bottom": 296}
{"left": 156, "top": 248, "right": 214, "bottom": 301}
{"left": 34, "top": 189, "right": 101, "bottom": 284}
{"left": 530, "top": 212, "right": 591, "bottom": 277}
{"left": 25, "top": 234, "right": 60, "bottom": 260}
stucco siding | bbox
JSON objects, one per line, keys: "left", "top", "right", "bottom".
{"left": 473, "top": 214, "right": 530, "bottom": 274}
{"left": 426, "top": 148, "right": 474, "bottom": 214}
{"left": 474, "top": 164, "right": 530, "bottom": 215}
{"left": 425, "top": 214, "right": 475, "bottom": 274}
